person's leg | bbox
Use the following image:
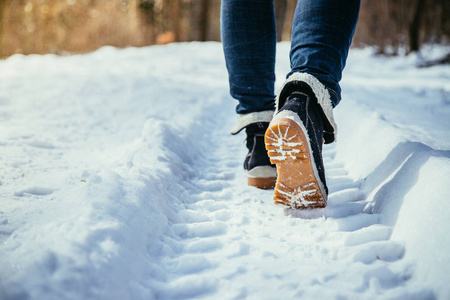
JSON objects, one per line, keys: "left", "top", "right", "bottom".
{"left": 221, "top": 0, "right": 276, "bottom": 118}
{"left": 221, "top": 0, "right": 277, "bottom": 188}
{"left": 266, "top": 0, "right": 360, "bottom": 208}
{"left": 289, "top": 0, "right": 361, "bottom": 107}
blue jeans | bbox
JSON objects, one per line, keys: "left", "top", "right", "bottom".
{"left": 221, "top": 0, "right": 360, "bottom": 114}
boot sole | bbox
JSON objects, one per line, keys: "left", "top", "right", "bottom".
{"left": 265, "top": 114, "right": 327, "bottom": 209}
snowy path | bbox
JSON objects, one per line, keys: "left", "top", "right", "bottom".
{"left": 0, "top": 43, "right": 449, "bottom": 299}
{"left": 153, "top": 132, "right": 417, "bottom": 299}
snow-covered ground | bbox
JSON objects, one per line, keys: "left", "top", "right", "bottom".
{"left": 0, "top": 42, "right": 449, "bottom": 300}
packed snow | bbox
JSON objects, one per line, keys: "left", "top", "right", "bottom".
{"left": 0, "top": 42, "right": 449, "bottom": 300}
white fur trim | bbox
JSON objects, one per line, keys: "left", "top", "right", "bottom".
{"left": 246, "top": 166, "right": 277, "bottom": 178}
{"left": 230, "top": 110, "right": 274, "bottom": 135}
{"left": 275, "top": 73, "right": 337, "bottom": 142}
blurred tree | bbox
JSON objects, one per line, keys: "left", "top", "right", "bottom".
{"left": 353, "top": 0, "right": 450, "bottom": 55}
{"left": 199, "top": 0, "right": 210, "bottom": 41}
{"left": 275, "top": 0, "right": 288, "bottom": 42}
{"left": 0, "top": 0, "right": 5, "bottom": 57}
{"left": 409, "top": 0, "right": 425, "bottom": 53}
{"left": 1, "top": 0, "right": 449, "bottom": 58}
{"left": 441, "top": 0, "right": 450, "bottom": 38}
{"left": 173, "top": 0, "right": 181, "bottom": 41}
{"left": 137, "top": 0, "right": 156, "bottom": 44}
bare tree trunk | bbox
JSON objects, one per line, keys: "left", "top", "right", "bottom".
{"left": 0, "top": 1, "right": 6, "bottom": 57}
{"left": 274, "top": 0, "right": 287, "bottom": 42}
{"left": 438, "top": 0, "right": 450, "bottom": 42}
{"left": 375, "top": 0, "right": 389, "bottom": 54}
{"left": 199, "top": 0, "right": 209, "bottom": 41}
{"left": 137, "top": 0, "right": 156, "bottom": 44}
{"left": 173, "top": 0, "right": 181, "bottom": 41}
{"left": 409, "top": 0, "right": 425, "bottom": 53}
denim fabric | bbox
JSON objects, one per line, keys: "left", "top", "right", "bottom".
{"left": 289, "top": 0, "right": 360, "bottom": 105}
{"left": 221, "top": 0, "right": 277, "bottom": 114}
{"left": 221, "top": 0, "right": 360, "bottom": 111}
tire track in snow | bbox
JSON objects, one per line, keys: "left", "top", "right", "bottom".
{"left": 153, "top": 115, "right": 425, "bottom": 299}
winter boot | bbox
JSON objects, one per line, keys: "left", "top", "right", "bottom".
{"left": 244, "top": 122, "right": 277, "bottom": 189}
{"left": 230, "top": 110, "right": 277, "bottom": 189}
{"left": 265, "top": 74, "right": 336, "bottom": 208}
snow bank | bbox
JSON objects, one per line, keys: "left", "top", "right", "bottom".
{"left": 335, "top": 89, "right": 450, "bottom": 299}
{"left": 0, "top": 43, "right": 231, "bottom": 300}
{"left": 0, "top": 118, "right": 202, "bottom": 299}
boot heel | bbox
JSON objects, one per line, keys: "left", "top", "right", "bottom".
{"left": 265, "top": 117, "right": 326, "bottom": 208}
{"left": 248, "top": 177, "right": 276, "bottom": 189}
{"left": 246, "top": 166, "right": 276, "bottom": 189}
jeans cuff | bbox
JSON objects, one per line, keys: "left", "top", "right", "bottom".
{"left": 230, "top": 110, "right": 274, "bottom": 135}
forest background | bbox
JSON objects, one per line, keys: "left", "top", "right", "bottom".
{"left": 0, "top": 0, "right": 449, "bottom": 58}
